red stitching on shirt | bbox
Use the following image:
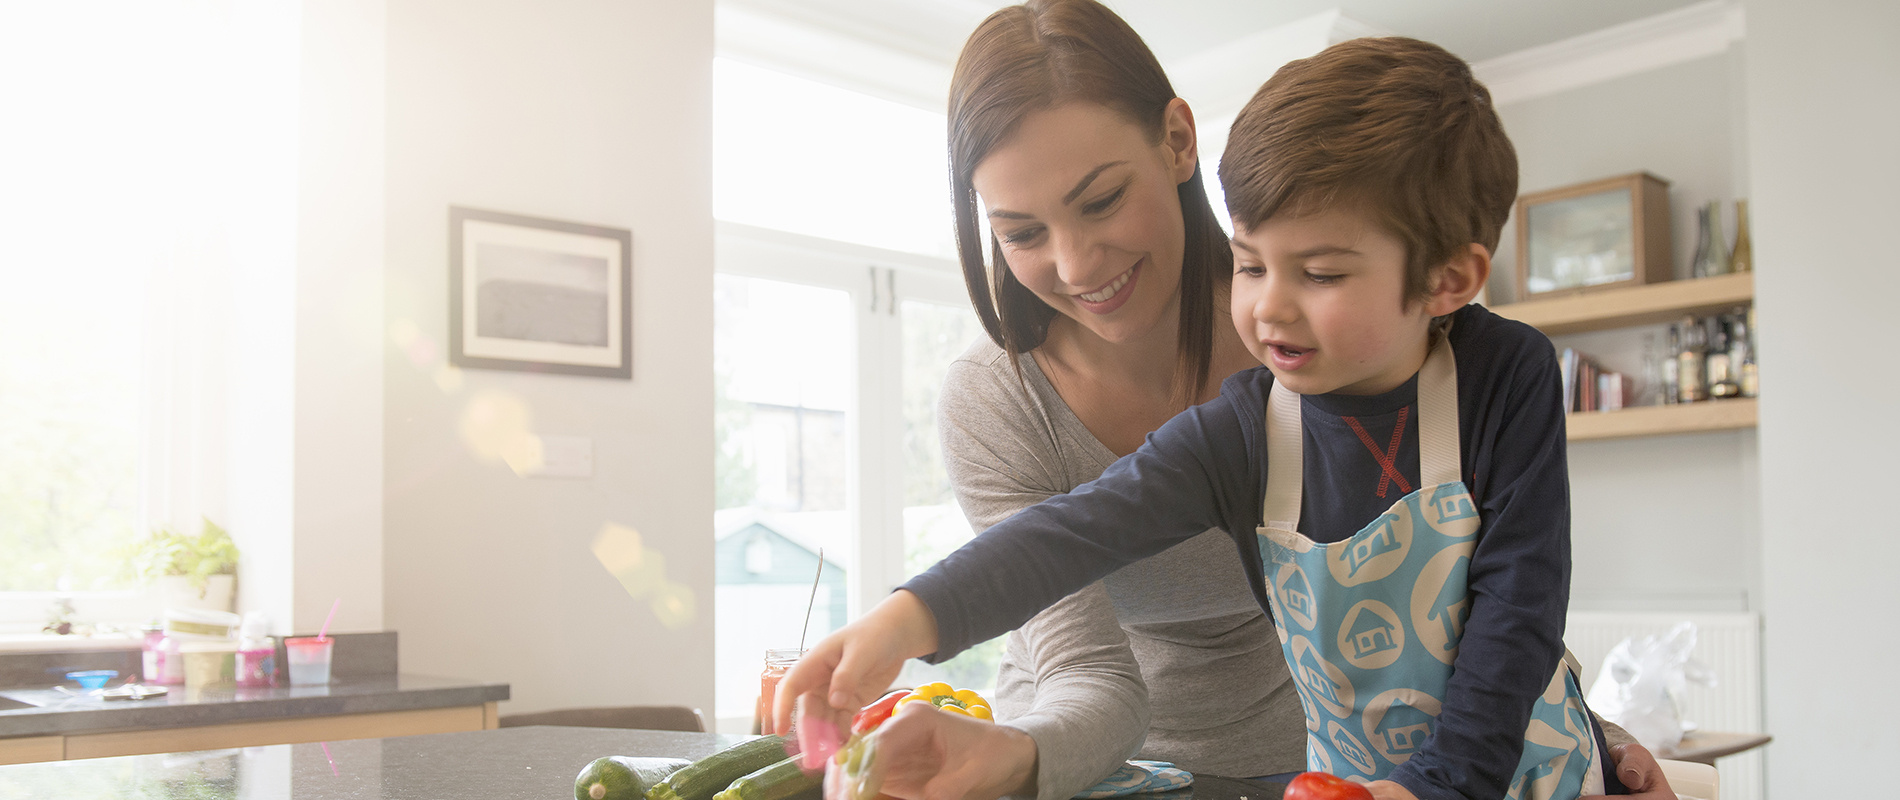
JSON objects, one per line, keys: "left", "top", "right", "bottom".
{"left": 1344, "top": 408, "right": 1412, "bottom": 498}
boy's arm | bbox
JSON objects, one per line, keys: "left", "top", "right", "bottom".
{"left": 902, "top": 390, "right": 1260, "bottom": 662}
{"left": 1387, "top": 341, "right": 1575, "bottom": 800}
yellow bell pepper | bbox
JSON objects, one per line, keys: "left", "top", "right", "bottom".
{"left": 896, "top": 682, "right": 993, "bottom": 722}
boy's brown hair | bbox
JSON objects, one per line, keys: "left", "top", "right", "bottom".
{"left": 1220, "top": 37, "right": 1517, "bottom": 301}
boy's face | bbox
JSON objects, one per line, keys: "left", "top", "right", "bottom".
{"left": 1228, "top": 206, "right": 1441, "bottom": 396}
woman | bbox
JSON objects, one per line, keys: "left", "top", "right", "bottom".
{"left": 811, "top": 3, "right": 1677, "bottom": 799}
{"left": 920, "top": 1, "right": 1302, "bottom": 798}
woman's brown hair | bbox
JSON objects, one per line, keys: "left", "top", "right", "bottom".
{"left": 948, "top": 0, "right": 1231, "bottom": 405}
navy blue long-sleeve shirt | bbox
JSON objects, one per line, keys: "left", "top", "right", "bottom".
{"left": 901, "top": 304, "right": 1574, "bottom": 800}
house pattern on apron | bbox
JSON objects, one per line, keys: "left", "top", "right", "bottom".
{"left": 1254, "top": 334, "right": 1603, "bottom": 799}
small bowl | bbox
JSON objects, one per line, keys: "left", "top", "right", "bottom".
{"left": 65, "top": 670, "right": 118, "bottom": 690}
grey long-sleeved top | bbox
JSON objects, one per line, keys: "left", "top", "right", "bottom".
{"left": 937, "top": 338, "right": 1306, "bottom": 800}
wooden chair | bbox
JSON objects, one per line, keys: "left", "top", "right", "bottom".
{"left": 1658, "top": 759, "right": 1719, "bottom": 799}
{"left": 498, "top": 705, "right": 705, "bottom": 732}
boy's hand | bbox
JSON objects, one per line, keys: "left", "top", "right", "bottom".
{"left": 1581, "top": 742, "right": 1676, "bottom": 800}
{"left": 772, "top": 590, "right": 941, "bottom": 764}
{"left": 1362, "top": 781, "right": 1418, "bottom": 800}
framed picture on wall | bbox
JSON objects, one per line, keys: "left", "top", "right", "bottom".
{"left": 449, "top": 206, "right": 632, "bottom": 379}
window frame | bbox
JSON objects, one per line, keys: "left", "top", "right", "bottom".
{"left": 714, "top": 220, "right": 969, "bottom": 620}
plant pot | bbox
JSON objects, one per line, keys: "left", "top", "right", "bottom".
{"left": 150, "top": 574, "right": 236, "bottom": 614}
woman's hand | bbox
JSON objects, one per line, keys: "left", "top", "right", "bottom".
{"left": 1581, "top": 742, "right": 1676, "bottom": 800}
{"left": 830, "top": 701, "right": 1039, "bottom": 800}
{"left": 774, "top": 590, "right": 942, "bottom": 765}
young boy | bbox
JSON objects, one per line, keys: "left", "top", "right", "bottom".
{"left": 783, "top": 38, "right": 1613, "bottom": 800}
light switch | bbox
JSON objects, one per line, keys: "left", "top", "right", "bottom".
{"left": 524, "top": 435, "right": 593, "bottom": 479}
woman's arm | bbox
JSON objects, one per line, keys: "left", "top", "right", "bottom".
{"left": 935, "top": 354, "right": 1150, "bottom": 800}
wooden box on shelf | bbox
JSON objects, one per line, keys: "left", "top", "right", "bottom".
{"left": 1515, "top": 172, "right": 1673, "bottom": 301}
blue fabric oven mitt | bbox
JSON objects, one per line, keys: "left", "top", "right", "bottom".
{"left": 1073, "top": 761, "right": 1193, "bottom": 798}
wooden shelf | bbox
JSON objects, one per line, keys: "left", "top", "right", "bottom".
{"left": 1567, "top": 398, "right": 1758, "bottom": 441}
{"left": 1493, "top": 272, "right": 1754, "bottom": 336}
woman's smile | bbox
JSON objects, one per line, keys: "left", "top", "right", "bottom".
{"left": 1072, "top": 262, "right": 1141, "bottom": 313}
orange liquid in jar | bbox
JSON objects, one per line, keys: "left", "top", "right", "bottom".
{"left": 758, "top": 648, "right": 802, "bottom": 735}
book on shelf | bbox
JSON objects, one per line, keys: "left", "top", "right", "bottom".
{"left": 1559, "top": 348, "right": 1630, "bottom": 413}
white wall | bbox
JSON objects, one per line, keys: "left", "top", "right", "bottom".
{"left": 228, "top": 0, "right": 388, "bottom": 638}
{"left": 1745, "top": 0, "right": 1900, "bottom": 793}
{"left": 382, "top": 0, "right": 716, "bottom": 715}
{"left": 291, "top": 0, "right": 389, "bottom": 635}
{"left": 1494, "top": 52, "right": 1761, "bottom": 613}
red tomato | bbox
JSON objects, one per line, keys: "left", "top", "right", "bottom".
{"left": 1282, "top": 772, "right": 1374, "bottom": 800}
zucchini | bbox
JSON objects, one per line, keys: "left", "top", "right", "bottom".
{"left": 645, "top": 735, "right": 790, "bottom": 800}
{"left": 713, "top": 756, "right": 822, "bottom": 800}
{"left": 576, "top": 756, "right": 693, "bottom": 800}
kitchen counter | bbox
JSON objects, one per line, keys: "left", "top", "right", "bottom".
{"left": 0, "top": 673, "right": 508, "bottom": 738}
{"left": 0, "top": 726, "right": 1288, "bottom": 799}
{"left": 0, "top": 631, "right": 508, "bottom": 764}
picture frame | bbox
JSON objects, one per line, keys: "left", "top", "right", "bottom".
{"left": 1514, "top": 172, "right": 1672, "bottom": 301}
{"left": 449, "top": 206, "right": 632, "bottom": 379}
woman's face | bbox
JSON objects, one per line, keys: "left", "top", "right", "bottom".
{"left": 972, "top": 101, "right": 1198, "bottom": 346}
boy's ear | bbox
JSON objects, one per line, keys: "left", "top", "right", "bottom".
{"left": 1424, "top": 243, "right": 1492, "bottom": 317}
{"left": 1161, "top": 98, "right": 1198, "bottom": 184}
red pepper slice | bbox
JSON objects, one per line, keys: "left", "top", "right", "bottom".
{"left": 850, "top": 690, "right": 910, "bottom": 735}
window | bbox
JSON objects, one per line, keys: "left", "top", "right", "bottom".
{"left": 0, "top": 2, "right": 298, "bottom": 632}
{"left": 713, "top": 57, "right": 1022, "bottom": 732}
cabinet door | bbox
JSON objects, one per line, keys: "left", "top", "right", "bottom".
{"left": 63, "top": 705, "right": 487, "bottom": 760}
{"left": 0, "top": 736, "right": 63, "bottom": 765}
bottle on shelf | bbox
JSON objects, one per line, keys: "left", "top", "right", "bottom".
{"left": 1641, "top": 333, "right": 1665, "bottom": 407}
{"left": 1730, "top": 199, "right": 1753, "bottom": 273}
{"left": 1661, "top": 324, "right": 1680, "bottom": 405}
{"left": 1707, "top": 315, "right": 1740, "bottom": 399}
{"left": 1740, "top": 307, "right": 1760, "bottom": 398}
{"left": 1690, "top": 201, "right": 1731, "bottom": 279}
{"left": 1676, "top": 314, "right": 1707, "bottom": 402}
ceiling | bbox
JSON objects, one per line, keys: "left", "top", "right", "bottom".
{"left": 724, "top": 0, "right": 1711, "bottom": 68}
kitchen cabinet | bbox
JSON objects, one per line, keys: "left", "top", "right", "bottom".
{"left": 0, "top": 669, "right": 508, "bottom": 764}
{"left": 0, "top": 735, "right": 61, "bottom": 766}
{"left": 1492, "top": 272, "right": 1757, "bottom": 440}
{"left": 61, "top": 702, "right": 496, "bottom": 760}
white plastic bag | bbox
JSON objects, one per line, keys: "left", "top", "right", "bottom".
{"left": 1584, "top": 622, "right": 1716, "bottom": 754}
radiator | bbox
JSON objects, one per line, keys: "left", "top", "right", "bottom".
{"left": 1566, "top": 612, "right": 1763, "bottom": 800}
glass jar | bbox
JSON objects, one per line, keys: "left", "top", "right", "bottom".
{"left": 758, "top": 648, "right": 804, "bottom": 735}
{"left": 154, "top": 634, "right": 186, "bottom": 685}
{"left": 139, "top": 623, "right": 165, "bottom": 683}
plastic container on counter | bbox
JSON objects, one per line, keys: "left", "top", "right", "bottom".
{"left": 180, "top": 641, "right": 239, "bottom": 689}
{"left": 164, "top": 608, "right": 242, "bottom": 639}
{"left": 235, "top": 612, "right": 276, "bottom": 687}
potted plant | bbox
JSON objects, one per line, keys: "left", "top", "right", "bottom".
{"left": 124, "top": 518, "right": 240, "bottom": 612}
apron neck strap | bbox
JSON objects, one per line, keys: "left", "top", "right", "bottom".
{"left": 1262, "top": 325, "right": 1463, "bottom": 530}
{"left": 1416, "top": 325, "right": 1462, "bottom": 489}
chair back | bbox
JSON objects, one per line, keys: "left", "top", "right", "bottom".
{"left": 1657, "top": 758, "right": 1719, "bottom": 800}
{"left": 498, "top": 705, "right": 705, "bottom": 732}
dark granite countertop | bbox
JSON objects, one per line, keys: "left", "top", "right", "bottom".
{"left": 0, "top": 726, "right": 1287, "bottom": 800}
{"left": 0, "top": 673, "right": 509, "bottom": 738}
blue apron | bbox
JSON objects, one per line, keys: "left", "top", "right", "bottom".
{"left": 1255, "top": 335, "right": 1602, "bottom": 799}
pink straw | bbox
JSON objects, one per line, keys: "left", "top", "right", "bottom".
{"left": 317, "top": 598, "right": 341, "bottom": 642}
